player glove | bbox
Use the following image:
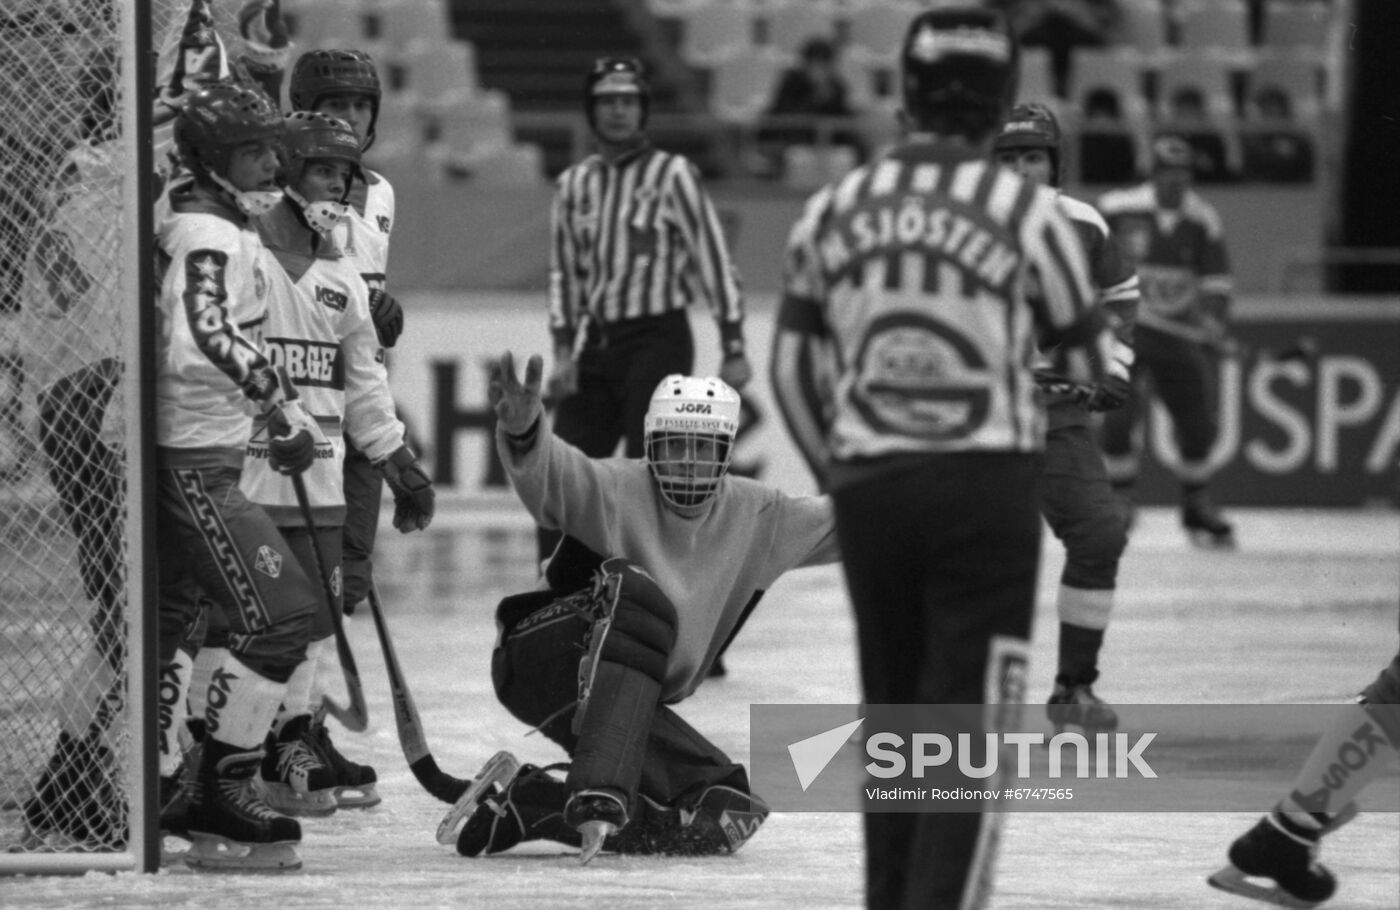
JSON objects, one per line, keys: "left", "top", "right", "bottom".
{"left": 1078, "top": 340, "right": 1134, "bottom": 412}
{"left": 266, "top": 399, "right": 328, "bottom": 476}
{"left": 376, "top": 444, "right": 435, "bottom": 532}
{"left": 368, "top": 287, "right": 405, "bottom": 348}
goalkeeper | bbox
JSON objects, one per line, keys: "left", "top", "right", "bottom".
{"left": 445, "top": 354, "right": 838, "bottom": 862}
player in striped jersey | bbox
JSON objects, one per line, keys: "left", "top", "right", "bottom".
{"left": 992, "top": 103, "right": 1139, "bottom": 736}
{"left": 770, "top": 10, "right": 1111, "bottom": 909}
{"left": 1097, "top": 134, "right": 1237, "bottom": 548}
{"left": 538, "top": 57, "right": 749, "bottom": 562}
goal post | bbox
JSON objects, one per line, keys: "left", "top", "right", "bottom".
{"left": 0, "top": 0, "right": 156, "bottom": 874}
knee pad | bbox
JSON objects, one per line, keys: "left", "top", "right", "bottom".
{"left": 591, "top": 558, "right": 677, "bottom": 685}
{"left": 1060, "top": 513, "right": 1128, "bottom": 590}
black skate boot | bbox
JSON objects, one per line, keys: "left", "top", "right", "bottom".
{"left": 1182, "top": 488, "right": 1236, "bottom": 549}
{"left": 453, "top": 760, "right": 581, "bottom": 857}
{"left": 1207, "top": 812, "right": 1337, "bottom": 908}
{"left": 185, "top": 741, "right": 302, "bottom": 872}
{"left": 258, "top": 715, "right": 337, "bottom": 818}
{"left": 610, "top": 784, "right": 771, "bottom": 857}
{"left": 1047, "top": 672, "right": 1119, "bottom": 735}
{"left": 21, "top": 730, "right": 126, "bottom": 851}
{"left": 565, "top": 788, "right": 630, "bottom": 865}
{"left": 306, "top": 708, "right": 379, "bottom": 809}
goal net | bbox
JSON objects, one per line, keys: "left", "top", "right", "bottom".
{"left": 0, "top": 0, "right": 159, "bottom": 874}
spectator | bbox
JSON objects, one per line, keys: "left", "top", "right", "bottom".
{"left": 756, "top": 37, "right": 866, "bottom": 175}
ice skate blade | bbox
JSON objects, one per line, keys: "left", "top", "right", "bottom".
{"left": 578, "top": 820, "right": 616, "bottom": 865}
{"left": 1207, "top": 865, "right": 1323, "bottom": 909}
{"left": 436, "top": 750, "right": 520, "bottom": 845}
{"left": 184, "top": 833, "right": 302, "bottom": 873}
{"left": 1187, "top": 529, "right": 1237, "bottom": 551}
{"left": 332, "top": 783, "right": 382, "bottom": 809}
{"left": 255, "top": 779, "right": 338, "bottom": 818}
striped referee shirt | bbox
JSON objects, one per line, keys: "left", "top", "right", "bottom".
{"left": 770, "top": 141, "right": 1110, "bottom": 489}
{"left": 548, "top": 142, "right": 745, "bottom": 355}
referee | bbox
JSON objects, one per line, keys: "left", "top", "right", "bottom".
{"left": 539, "top": 57, "right": 750, "bottom": 560}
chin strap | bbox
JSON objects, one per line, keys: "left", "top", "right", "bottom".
{"left": 211, "top": 172, "right": 283, "bottom": 216}
{"left": 285, "top": 186, "right": 349, "bottom": 233}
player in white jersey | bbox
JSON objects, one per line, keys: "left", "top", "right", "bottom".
{"left": 441, "top": 357, "right": 838, "bottom": 862}
{"left": 992, "top": 103, "right": 1139, "bottom": 736}
{"left": 154, "top": 82, "right": 331, "bottom": 872}
{"left": 283, "top": 49, "right": 404, "bottom": 802}
{"left": 238, "top": 111, "right": 433, "bottom": 816}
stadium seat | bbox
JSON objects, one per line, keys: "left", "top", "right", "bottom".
{"left": 844, "top": 0, "right": 905, "bottom": 62}
{"left": 760, "top": 3, "right": 835, "bottom": 58}
{"left": 1248, "top": 53, "right": 1324, "bottom": 122}
{"left": 1174, "top": 0, "right": 1254, "bottom": 66}
{"left": 1110, "top": 0, "right": 1169, "bottom": 65}
{"left": 1157, "top": 51, "right": 1236, "bottom": 121}
{"left": 368, "top": 0, "right": 453, "bottom": 54}
{"left": 708, "top": 50, "right": 788, "bottom": 125}
{"left": 400, "top": 42, "right": 480, "bottom": 111}
{"left": 1261, "top": 0, "right": 1332, "bottom": 60}
{"left": 285, "top": 0, "right": 366, "bottom": 48}
{"left": 434, "top": 90, "right": 513, "bottom": 161}
{"left": 1068, "top": 49, "right": 1150, "bottom": 123}
{"left": 678, "top": 2, "right": 753, "bottom": 67}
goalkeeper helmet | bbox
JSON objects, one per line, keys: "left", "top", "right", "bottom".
{"left": 644, "top": 375, "right": 741, "bottom": 514}
{"left": 993, "top": 102, "right": 1061, "bottom": 186}
{"left": 900, "top": 6, "right": 1018, "bottom": 141}
{"left": 280, "top": 112, "right": 362, "bottom": 232}
{"left": 174, "top": 82, "right": 285, "bottom": 214}
{"left": 289, "top": 49, "right": 382, "bottom": 150}
{"left": 584, "top": 56, "right": 650, "bottom": 133}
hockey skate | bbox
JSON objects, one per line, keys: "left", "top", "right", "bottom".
{"left": 565, "top": 789, "right": 629, "bottom": 865}
{"left": 307, "top": 708, "right": 380, "bottom": 808}
{"left": 450, "top": 756, "right": 584, "bottom": 857}
{"left": 1047, "top": 674, "right": 1118, "bottom": 735}
{"left": 257, "top": 715, "right": 337, "bottom": 818}
{"left": 21, "top": 730, "right": 126, "bottom": 851}
{"left": 1207, "top": 813, "right": 1336, "bottom": 908}
{"left": 185, "top": 744, "right": 301, "bottom": 873}
{"left": 1182, "top": 489, "right": 1236, "bottom": 549}
{"left": 436, "top": 750, "right": 520, "bottom": 846}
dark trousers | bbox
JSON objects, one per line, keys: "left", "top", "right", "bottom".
{"left": 832, "top": 453, "right": 1042, "bottom": 910}
{"left": 340, "top": 439, "right": 382, "bottom": 611}
{"left": 491, "top": 593, "right": 747, "bottom": 807}
{"left": 1100, "top": 325, "right": 1219, "bottom": 482}
{"left": 538, "top": 310, "right": 694, "bottom": 559}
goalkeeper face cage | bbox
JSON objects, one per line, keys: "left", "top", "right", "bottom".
{"left": 643, "top": 375, "right": 741, "bottom": 511}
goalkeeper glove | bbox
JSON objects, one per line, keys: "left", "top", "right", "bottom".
{"left": 376, "top": 445, "right": 435, "bottom": 532}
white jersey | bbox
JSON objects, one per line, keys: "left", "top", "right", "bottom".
{"left": 333, "top": 169, "right": 395, "bottom": 301}
{"left": 155, "top": 182, "right": 279, "bottom": 455}
{"left": 20, "top": 140, "right": 124, "bottom": 397}
{"left": 242, "top": 204, "right": 406, "bottom": 527}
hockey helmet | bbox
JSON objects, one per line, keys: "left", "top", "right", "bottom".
{"left": 289, "top": 49, "right": 382, "bottom": 150}
{"left": 174, "top": 81, "right": 284, "bottom": 182}
{"left": 584, "top": 56, "right": 650, "bottom": 133}
{"left": 993, "top": 102, "right": 1062, "bottom": 185}
{"left": 643, "top": 375, "right": 741, "bottom": 513}
{"left": 901, "top": 6, "right": 1019, "bottom": 140}
{"left": 280, "top": 111, "right": 363, "bottom": 231}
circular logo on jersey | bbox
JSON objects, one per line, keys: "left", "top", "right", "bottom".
{"left": 850, "top": 313, "right": 991, "bottom": 440}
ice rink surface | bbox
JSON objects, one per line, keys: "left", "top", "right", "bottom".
{"left": 2, "top": 504, "right": 1397, "bottom": 910}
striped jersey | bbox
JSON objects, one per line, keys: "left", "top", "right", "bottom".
{"left": 241, "top": 203, "right": 406, "bottom": 527}
{"left": 1043, "top": 192, "right": 1140, "bottom": 429}
{"left": 770, "top": 141, "right": 1109, "bottom": 489}
{"left": 155, "top": 181, "right": 280, "bottom": 458}
{"left": 548, "top": 143, "right": 744, "bottom": 353}
{"left": 1096, "top": 182, "right": 1230, "bottom": 335}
